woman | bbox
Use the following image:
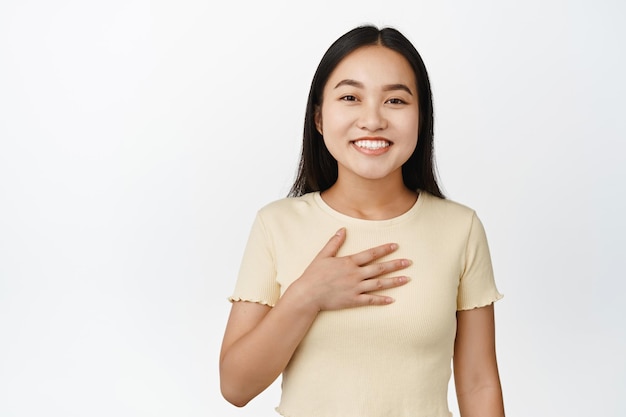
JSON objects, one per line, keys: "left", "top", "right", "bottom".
{"left": 220, "top": 25, "right": 505, "bottom": 417}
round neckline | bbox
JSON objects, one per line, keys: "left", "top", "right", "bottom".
{"left": 312, "top": 191, "right": 426, "bottom": 225}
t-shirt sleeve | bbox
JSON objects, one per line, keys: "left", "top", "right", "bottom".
{"left": 228, "top": 212, "right": 281, "bottom": 307}
{"left": 457, "top": 212, "right": 503, "bottom": 310}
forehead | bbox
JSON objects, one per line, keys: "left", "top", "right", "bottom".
{"left": 325, "top": 45, "right": 416, "bottom": 90}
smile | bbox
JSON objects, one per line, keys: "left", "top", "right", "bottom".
{"left": 352, "top": 139, "right": 391, "bottom": 150}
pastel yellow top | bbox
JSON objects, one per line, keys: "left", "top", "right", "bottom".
{"left": 230, "top": 191, "right": 502, "bottom": 417}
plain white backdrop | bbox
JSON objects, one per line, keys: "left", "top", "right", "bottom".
{"left": 1, "top": 1, "right": 624, "bottom": 416}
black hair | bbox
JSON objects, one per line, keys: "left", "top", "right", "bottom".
{"left": 288, "top": 25, "right": 444, "bottom": 199}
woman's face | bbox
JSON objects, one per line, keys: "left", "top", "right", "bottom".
{"left": 316, "top": 45, "right": 419, "bottom": 186}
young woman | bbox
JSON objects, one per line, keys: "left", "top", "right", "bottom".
{"left": 220, "top": 25, "right": 505, "bottom": 417}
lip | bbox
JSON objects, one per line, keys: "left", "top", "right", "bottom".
{"left": 351, "top": 136, "right": 393, "bottom": 156}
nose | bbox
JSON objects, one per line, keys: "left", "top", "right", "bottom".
{"left": 356, "top": 102, "right": 387, "bottom": 132}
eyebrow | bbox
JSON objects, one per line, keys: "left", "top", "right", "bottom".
{"left": 334, "top": 79, "right": 413, "bottom": 96}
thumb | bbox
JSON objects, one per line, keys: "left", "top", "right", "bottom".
{"left": 316, "top": 227, "right": 346, "bottom": 258}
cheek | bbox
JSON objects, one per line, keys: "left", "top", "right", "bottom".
{"left": 321, "top": 110, "right": 342, "bottom": 134}
{"left": 400, "top": 118, "right": 419, "bottom": 159}
{"left": 322, "top": 102, "right": 356, "bottom": 132}
{"left": 398, "top": 113, "right": 420, "bottom": 141}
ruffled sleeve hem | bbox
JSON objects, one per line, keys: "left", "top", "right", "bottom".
{"left": 227, "top": 296, "right": 276, "bottom": 308}
{"left": 457, "top": 292, "right": 503, "bottom": 311}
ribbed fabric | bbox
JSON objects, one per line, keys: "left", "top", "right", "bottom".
{"left": 229, "top": 192, "right": 502, "bottom": 417}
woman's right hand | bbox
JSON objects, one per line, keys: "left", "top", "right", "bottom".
{"left": 220, "top": 227, "right": 411, "bottom": 406}
{"left": 287, "top": 227, "right": 412, "bottom": 313}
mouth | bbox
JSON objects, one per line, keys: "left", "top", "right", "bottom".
{"left": 351, "top": 138, "right": 393, "bottom": 150}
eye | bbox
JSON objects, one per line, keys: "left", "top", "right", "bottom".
{"left": 386, "top": 98, "right": 406, "bottom": 105}
{"left": 340, "top": 95, "right": 358, "bottom": 102}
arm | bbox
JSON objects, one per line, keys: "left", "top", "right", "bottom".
{"left": 453, "top": 303, "right": 505, "bottom": 417}
{"left": 219, "top": 294, "right": 318, "bottom": 407}
{"left": 219, "top": 228, "right": 411, "bottom": 407}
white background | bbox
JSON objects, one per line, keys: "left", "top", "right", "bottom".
{"left": 1, "top": 1, "right": 624, "bottom": 416}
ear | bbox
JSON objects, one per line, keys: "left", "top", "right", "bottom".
{"left": 314, "top": 106, "right": 323, "bottom": 135}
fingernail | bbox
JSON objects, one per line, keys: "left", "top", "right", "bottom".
{"left": 385, "top": 297, "right": 395, "bottom": 304}
{"left": 402, "top": 259, "right": 412, "bottom": 267}
{"left": 335, "top": 228, "right": 345, "bottom": 236}
{"left": 390, "top": 243, "right": 398, "bottom": 250}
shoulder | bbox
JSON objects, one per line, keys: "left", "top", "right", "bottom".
{"left": 420, "top": 191, "right": 477, "bottom": 222}
{"left": 257, "top": 192, "right": 318, "bottom": 218}
{"left": 248, "top": 193, "right": 332, "bottom": 248}
{"left": 253, "top": 193, "right": 324, "bottom": 233}
{"left": 417, "top": 192, "right": 490, "bottom": 244}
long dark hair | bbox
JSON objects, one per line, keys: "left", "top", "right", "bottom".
{"left": 288, "top": 25, "right": 444, "bottom": 199}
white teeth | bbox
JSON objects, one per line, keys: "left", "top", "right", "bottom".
{"left": 354, "top": 140, "right": 390, "bottom": 150}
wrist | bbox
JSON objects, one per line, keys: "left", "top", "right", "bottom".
{"left": 279, "top": 279, "right": 321, "bottom": 317}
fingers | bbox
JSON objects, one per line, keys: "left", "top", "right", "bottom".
{"left": 315, "top": 228, "right": 346, "bottom": 258}
{"left": 357, "top": 275, "right": 410, "bottom": 294}
{"left": 356, "top": 294, "right": 396, "bottom": 306}
{"left": 351, "top": 276, "right": 410, "bottom": 306}
{"left": 316, "top": 230, "right": 411, "bottom": 278}
{"left": 304, "top": 229, "right": 413, "bottom": 310}
{"left": 317, "top": 230, "right": 404, "bottom": 266}
{"left": 359, "top": 258, "right": 412, "bottom": 279}
{"left": 349, "top": 242, "right": 401, "bottom": 266}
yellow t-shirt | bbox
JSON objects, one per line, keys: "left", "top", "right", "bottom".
{"left": 230, "top": 191, "right": 502, "bottom": 417}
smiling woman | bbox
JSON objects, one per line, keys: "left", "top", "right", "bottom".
{"left": 219, "top": 25, "right": 504, "bottom": 417}
{"left": 315, "top": 45, "right": 420, "bottom": 214}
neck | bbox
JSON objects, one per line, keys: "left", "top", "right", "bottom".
{"left": 321, "top": 173, "right": 418, "bottom": 220}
